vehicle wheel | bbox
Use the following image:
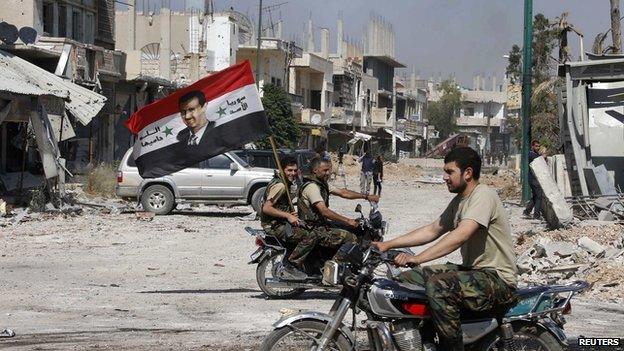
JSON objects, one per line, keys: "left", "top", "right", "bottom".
{"left": 251, "top": 186, "right": 266, "bottom": 213}
{"left": 479, "top": 322, "right": 563, "bottom": 351}
{"left": 260, "top": 320, "right": 352, "bottom": 351}
{"left": 140, "top": 185, "right": 175, "bottom": 215}
{"left": 256, "top": 252, "right": 305, "bottom": 299}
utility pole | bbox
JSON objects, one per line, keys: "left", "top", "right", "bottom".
{"left": 611, "top": 0, "right": 622, "bottom": 54}
{"left": 391, "top": 76, "right": 397, "bottom": 156}
{"left": 520, "top": 0, "right": 533, "bottom": 204}
{"left": 255, "top": 0, "right": 263, "bottom": 88}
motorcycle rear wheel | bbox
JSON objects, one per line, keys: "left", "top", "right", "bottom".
{"left": 260, "top": 320, "right": 352, "bottom": 351}
{"left": 480, "top": 323, "right": 563, "bottom": 351}
{"left": 256, "top": 252, "right": 306, "bottom": 299}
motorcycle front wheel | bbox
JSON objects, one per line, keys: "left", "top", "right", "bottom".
{"left": 256, "top": 252, "right": 305, "bottom": 299}
{"left": 260, "top": 320, "right": 352, "bottom": 351}
{"left": 480, "top": 323, "right": 563, "bottom": 351}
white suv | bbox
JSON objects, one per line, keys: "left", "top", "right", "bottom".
{"left": 116, "top": 149, "right": 274, "bottom": 214}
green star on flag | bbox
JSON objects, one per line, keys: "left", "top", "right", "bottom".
{"left": 162, "top": 126, "right": 173, "bottom": 137}
{"left": 217, "top": 106, "right": 227, "bottom": 118}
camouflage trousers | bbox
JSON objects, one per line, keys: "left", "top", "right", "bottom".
{"left": 398, "top": 263, "right": 516, "bottom": 343}
{"left": 264, "top": 223, "right": 357, "bottom": 267}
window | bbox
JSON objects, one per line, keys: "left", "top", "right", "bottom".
{"left": 84, "top": 13, "right": 94, "bottom": 44}
{"left": 72, "top": 9, "right": 83, "bottom": 42}
{"left": 206, "top": 154, "right": 232, "bottom": 169}
{"left": 465, "top": 107, "right": 475, "bottom": 116}
{"left": 42, "top": 2, "right": 54, "bottom": 36}
{"left": 58, "top": 5, "right": 67, "bottom": 37}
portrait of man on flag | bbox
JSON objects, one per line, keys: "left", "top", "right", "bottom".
{"left": 125, "top": 60, "right": 270, "bottom": 178}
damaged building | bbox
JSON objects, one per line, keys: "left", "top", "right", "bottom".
{"left": 558, "top": 57, "right": 624, "bottom": 220}
{"left": 1, "top": 0, "right": 124, "bottom": 171}
{"left": 0, "top": 48, "right": 105, "bottom": 200}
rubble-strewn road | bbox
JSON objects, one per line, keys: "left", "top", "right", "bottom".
{"left": 1, "top": 178, "right": 623, "bottom": 350}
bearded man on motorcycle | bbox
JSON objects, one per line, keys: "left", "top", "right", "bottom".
{"left": 297, "top": 157, "right": 380, "bottom": 261}
{"left": 374, "top": 147, "right": 518, "bottom": 351}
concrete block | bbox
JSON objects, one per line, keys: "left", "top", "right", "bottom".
{"left": 598, "top": 210, "right": 615, "bottom": 221}
{"left": 583, "top": 165, "right": 617, "bottom": 196}
{"left": 578, "top": 236, "right": 606, "bottom": 256}
{"left": 544, "top": 241, "right": 578, "bottom": 258}
{"left": 530, "top": 157, "right": 574, "bottom": 228}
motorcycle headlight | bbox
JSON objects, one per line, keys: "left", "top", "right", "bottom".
{"left": 322, "top": 261, "right": 341, "bottom": 286}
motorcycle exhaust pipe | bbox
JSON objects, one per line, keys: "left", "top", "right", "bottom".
{"left": 264, "top": 278, "right": 326, "bottom": 290}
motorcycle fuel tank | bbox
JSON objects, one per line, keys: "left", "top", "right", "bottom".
{"left": 367, "top": 279, "right": 431, "bottom": 319}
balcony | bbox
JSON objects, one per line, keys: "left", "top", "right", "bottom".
{"left": 330, "top": 107, "right": 362, "bottom": 126}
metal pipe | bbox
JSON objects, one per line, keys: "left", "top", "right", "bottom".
{"left": 316, "top": 298, "right": 351, "bottom": 350}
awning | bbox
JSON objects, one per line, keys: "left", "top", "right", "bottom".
{"left": 347, "top": 131, "right": 373, "bottom": 144}
{"left": 0, "top": 49, "right": 106, "bottom": 125}
{"left": 384, "top": 128, "right": 413, "bottom": 141}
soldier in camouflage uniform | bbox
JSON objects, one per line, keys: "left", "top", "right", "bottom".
{"left": 260, "top": 155, "right": 311, "bottom": 279}
{"left": 297, "top": 157, "right": 380, "bottom": 262}
{"left": 373, "top": 147, "right": 518, "bottom": 351}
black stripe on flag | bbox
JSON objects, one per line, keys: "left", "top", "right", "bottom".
{"left": 136, "top": 111, "right": 269, "bottom": 178}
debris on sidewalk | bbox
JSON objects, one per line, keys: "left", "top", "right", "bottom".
{"left": 0, "top": 328, "right": 15, "bottom": 338}
{"left": 515, "top": 223, "right": 624, "bottom": 302}
{"left": 136, "top": 211, "right": 156, "bottom": 221}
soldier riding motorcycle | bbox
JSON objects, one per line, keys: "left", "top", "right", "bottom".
{"left": 247, "top": 156, "right": 397, "bottom": 299}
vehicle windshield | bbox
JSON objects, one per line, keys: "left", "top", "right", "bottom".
{"left": 228, "top": 152, "right": 249, "bottom": 168}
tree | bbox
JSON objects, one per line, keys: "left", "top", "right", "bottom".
{"left": 255, "top": 83, "right": 301, "bottom": 149}
{"left": 505, "top": 13, "right": 561, "bottom": 153}
{"left": 426, "top": 80, "right": 461, "bottom": 139}
{"left": 506, "top": 44, "right": 522, "bottom": 84}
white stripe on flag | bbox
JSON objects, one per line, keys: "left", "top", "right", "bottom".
{"left": 132, "top": 83, "right": 264, "bottom": 159}
{"left": 206, "top": 83, "right": 263, "bottom": 127}
{"left": 132, "top": 113, "right": 186, "bottom": 159}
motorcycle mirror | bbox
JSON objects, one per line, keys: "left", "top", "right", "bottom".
{"left": 355, "top": 204, "right": 362, "bottom": 213}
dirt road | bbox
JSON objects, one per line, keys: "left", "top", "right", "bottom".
{"left": 1, "top": 177, "right": 623, "bottom": 350}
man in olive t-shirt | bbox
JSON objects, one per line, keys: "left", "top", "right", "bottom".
{"left": 373, "top": 147, "right": 517, "bottom": 351}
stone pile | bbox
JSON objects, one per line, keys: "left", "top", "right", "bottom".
{"left": 516, "top": 224, "right": 624, "bottom": 302}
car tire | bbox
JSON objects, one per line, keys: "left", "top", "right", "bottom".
{"left": 250, "top": 186, "right": 266, "bottom": 213}
{"left": 140, "top": 185, "right": 175, "bottom": 215}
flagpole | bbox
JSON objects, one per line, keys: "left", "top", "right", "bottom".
{"left": 269, "top": 136, "right": 295, "bottom": 212}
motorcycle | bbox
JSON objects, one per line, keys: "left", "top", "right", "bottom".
{"left": 260, "top": 244, "right": 589, "bottom": 351}
{"left": 246, "top": 203, "right": 405, "bottom": 299}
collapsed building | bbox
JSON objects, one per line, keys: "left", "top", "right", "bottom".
{"left": 558, "top": 57, "right": 624, "bottom": 221}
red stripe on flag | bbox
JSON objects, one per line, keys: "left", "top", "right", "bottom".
{"left": 125, "top": 60, "right": 256, "bottom": 134}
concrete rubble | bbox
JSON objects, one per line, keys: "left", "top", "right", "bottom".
{"left": 516, "top": 223, "right": 624, "bottom": 302}
{"left": 530, "top": 157, "right": 574, "bottom": 228}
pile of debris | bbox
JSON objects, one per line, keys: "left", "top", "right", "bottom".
{"left": 0, "top": 184, "right": 133, "bottom": 227}
{"left": 515, "top": 223, "right": 624, "bottom": 302}
{"left": 329, "top": 153, "right": 424, "bottom": 182}
{"left": 481, "top": 170, "right": 521, "bottom": 200}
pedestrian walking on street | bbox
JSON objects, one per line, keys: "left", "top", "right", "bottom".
{"left": 338, "top": 146, "right": 344, "bottom": 165}
{"left": 358, "top": 151, "right": 374, "bottom": 194}
{"left": 373, "top": 155, "right": 384, "bottom": 196}
{"left": 523, "top": 140, "right": 543, "bottom": 219}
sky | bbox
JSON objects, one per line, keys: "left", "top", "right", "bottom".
{"left": 122, "top": 1, "right": 616, "bottom": 88}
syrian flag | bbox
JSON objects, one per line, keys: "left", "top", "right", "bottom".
{"left": 125, "top": 60, "right": 270, "bottom": 178}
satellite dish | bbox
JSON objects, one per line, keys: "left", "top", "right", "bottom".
{"left": 18, "top": 27, "right": 37, "bottom": 44}
{"left": 0, "top": 22, "right": 18, "bottom": 45}
{"left": 311, "top": 114, "right": 322, "bottom": 125}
